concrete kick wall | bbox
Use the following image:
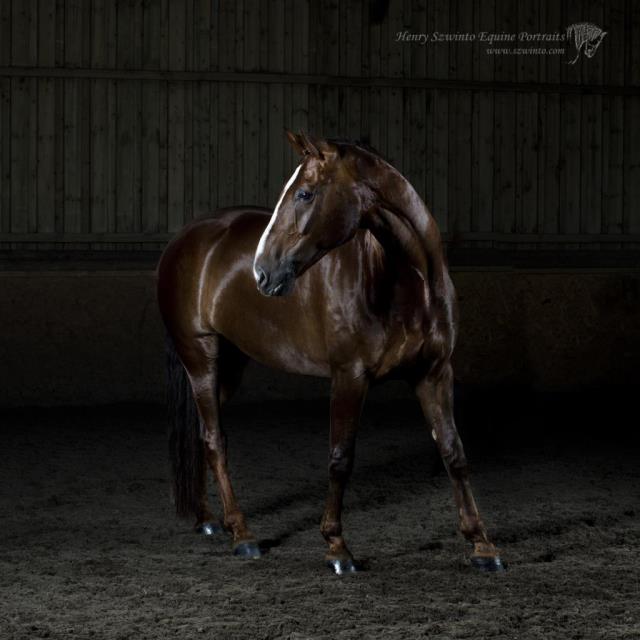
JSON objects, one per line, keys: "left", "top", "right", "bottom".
{"left": 1, "top": 269, "right": 639, "bottom": 407}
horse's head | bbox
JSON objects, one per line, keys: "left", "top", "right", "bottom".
{"left": 253, "top": 131, "right": 369, "bottom": 297}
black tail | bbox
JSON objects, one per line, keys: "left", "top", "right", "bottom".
{"left": 166, "top": 333, "right": 205, "bottom": 518}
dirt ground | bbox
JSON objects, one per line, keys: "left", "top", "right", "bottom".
{"left": 1, "top": 394, "right": 639, "bottom": 640}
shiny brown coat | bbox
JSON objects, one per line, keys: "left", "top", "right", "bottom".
{"left": 157, "top": 132, "right": 503, "bottom": 573}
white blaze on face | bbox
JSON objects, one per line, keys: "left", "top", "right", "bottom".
{"left": 253, "top": 164, "right": 303, "bottom": 282}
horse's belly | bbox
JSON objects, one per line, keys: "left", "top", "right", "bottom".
{"left": 244, "top": 341, "right": 331, "bottom": 378}
{"left": 222, "top": 318, "right": 331, "bottom": 377}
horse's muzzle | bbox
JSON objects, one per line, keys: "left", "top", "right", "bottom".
{"left": 254, "top": 261, "right": 296, "bottom": 297}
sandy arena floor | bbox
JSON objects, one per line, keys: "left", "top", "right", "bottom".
{"left": 1, "top": 394, "right": 639, "bottom": 639}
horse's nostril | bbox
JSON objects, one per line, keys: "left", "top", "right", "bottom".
{"left": 255, "top": 266, "right": 268, "bottom": 287}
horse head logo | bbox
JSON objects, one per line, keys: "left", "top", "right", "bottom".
{"left": 566, "top": 22, "right": 606, "bottom": 65}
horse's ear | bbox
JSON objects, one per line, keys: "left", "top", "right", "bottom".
{"left": 299, "top": 130, "right": 323, "bottom": 159}
{"left": 285, "top": 129, "right": 306, "bottom": 156}
{"left": 287, "top": 130, "right": 335, "bottom": 161}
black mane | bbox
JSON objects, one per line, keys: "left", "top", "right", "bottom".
{"left": 326, "top": 137, "right": 387, "bottom": 162}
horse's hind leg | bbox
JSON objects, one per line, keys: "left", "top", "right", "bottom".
{"left": 217, "top": 338, "right": 250, "bottom": 407}
{"left": 195, "top": 339, "right": 249, "bottom": 536}
{"left": 177, "top": 333, "right": 259, "bottom": 558}
{"left": 320, "top": 369, "right": 368, "bottom": 574}
{"left": 193, "top": 464, "right": 218, "bottom": 536}
{"left": 414, "top": 363, "right": 504, "bottom": 571}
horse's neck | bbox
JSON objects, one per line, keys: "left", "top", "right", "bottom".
{"left": 362, "top": 160, "right": 446, "bottom": 293}
{"left": 366, "top": 205, "right": 429, "bottom": 278}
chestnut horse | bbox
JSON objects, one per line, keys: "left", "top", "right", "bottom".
{"left": 157, "top": 132, "right": 504, "bottom": 574}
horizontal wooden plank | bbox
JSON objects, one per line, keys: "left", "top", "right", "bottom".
{"left": 1, "top": 66, "right": 639, "bottom": 95}
{"left": 0, "top": 1, "right": 638, "bottom": 260}
{"left": 1, "top": 249, "right": 638, "bottom": 272}
{"left": 2, "top": 232, "right": 640, "bottom": 244}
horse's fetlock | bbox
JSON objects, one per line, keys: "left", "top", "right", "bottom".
{"left": 321, "top": 519, "right": 342, "bottom": 540}
{"left": 224, "top": 510, "right": 246, "bottom": 532}
{"left": 460, "top": 515, "right": 486, "bottom": 542}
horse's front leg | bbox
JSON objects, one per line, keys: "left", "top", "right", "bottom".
{"left": 414, "top": 362, "right": 504, "bottom": 571}
{"left": 321, "top": 369, "right": 368, "bottom": 574}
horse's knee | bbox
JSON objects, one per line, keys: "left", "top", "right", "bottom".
{"left": 438, "top": 433, "right": 467, "bottom": 470}
{"left": 328, "top": 444, "right": 353, "bottom": 480}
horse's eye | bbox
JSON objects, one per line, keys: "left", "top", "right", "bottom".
{"left": 295, "top": 189, "right": 314, "bottom": 202}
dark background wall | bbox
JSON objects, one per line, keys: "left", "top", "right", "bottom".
{"left": 2, "top": 267, "right": 639, "bottom": 406}
{"left": 1, "top": 0, "right": 640, "bottom": 248}
{"left": 0, "top": 0, "right": 639, "bottom": 406}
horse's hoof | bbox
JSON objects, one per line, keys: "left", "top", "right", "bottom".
{"left": 233, "top": 540, "right": 262, "bottom": 559}
{"left": 195, "top": 522, "right": 220, "bottom": 536}
{"left": 326, "top": 557, "right": 358, "bottom": 575}
{"left": 470, "top": 555, "right": 506, "bottom": 572}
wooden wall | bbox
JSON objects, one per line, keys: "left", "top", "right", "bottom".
{"left": 0, "top": 0, "right": 639, "bottom": 255}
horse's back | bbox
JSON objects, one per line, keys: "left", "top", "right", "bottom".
{"left": 161, "top": 207, "right": 270, "bottom": 257}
